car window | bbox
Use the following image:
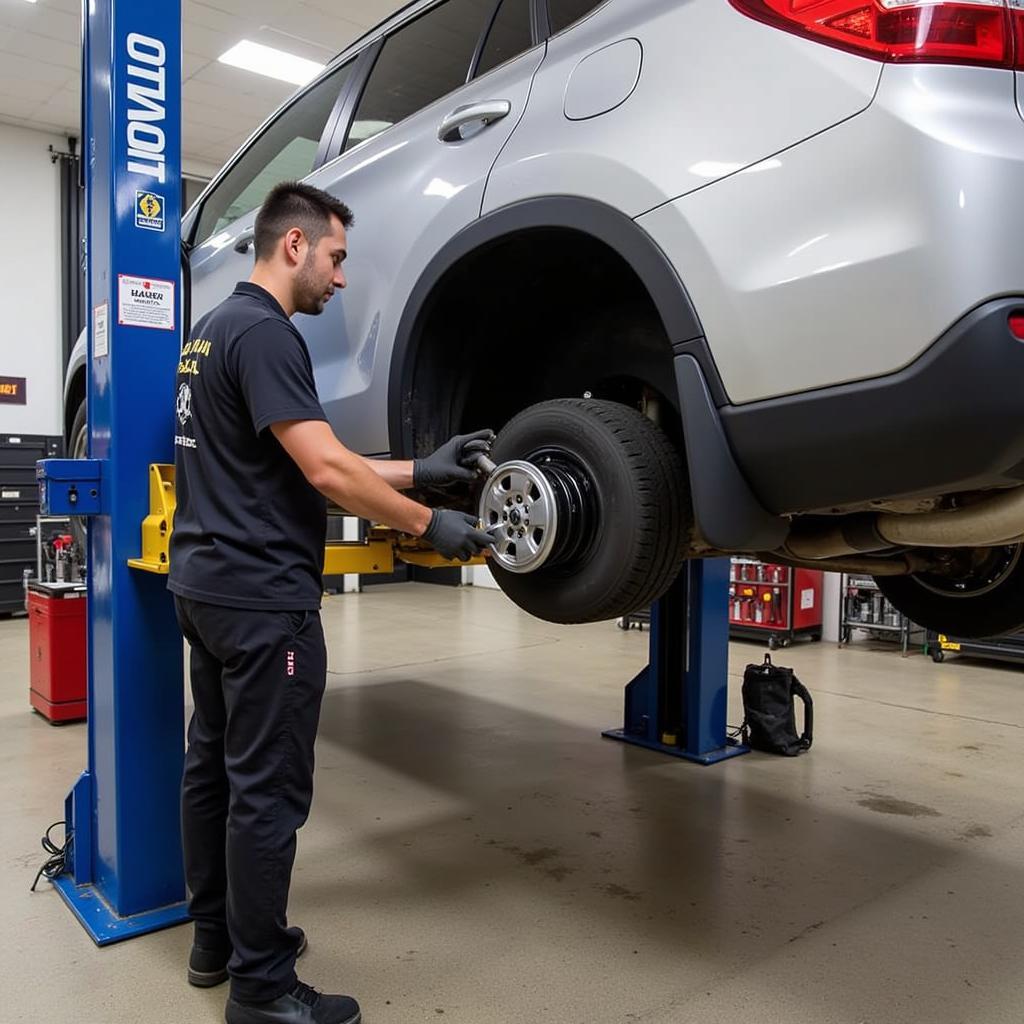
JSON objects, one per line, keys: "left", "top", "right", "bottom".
{"left": 475, "top": 0, "right": 533, "bottom": 77}
{"left": 195, "top": 60, "right": 354, "bottom": 243}
{"left": 547, "top": 0, "right": 604, "bottom": 34}
{"left": 345, "top": 0, "right": 495, "bottom": 152}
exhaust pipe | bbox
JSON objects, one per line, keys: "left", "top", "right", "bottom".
{"left": 785, "top": 487, "right": 1024, "bottom": 560}
{"left": 759, "top": 552, "right": 927, "bottom": 576}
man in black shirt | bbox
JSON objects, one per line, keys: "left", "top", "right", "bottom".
{"left": 169, "top": 181, "right": 494, "bottom": 1024}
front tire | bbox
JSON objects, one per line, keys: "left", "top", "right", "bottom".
{"left": 875, "top": 544, "right": 1024, "bottom": 639}
{"left": 485, "top": 399, "right": 690, "bottom": 624}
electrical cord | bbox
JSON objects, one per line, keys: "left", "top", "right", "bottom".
{"left": 29, "top": 822, "right": 71, "bottom": 892}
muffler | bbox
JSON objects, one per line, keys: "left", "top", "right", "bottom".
{"left": 785, "top": 487, "right": 1024, "bottom": 560}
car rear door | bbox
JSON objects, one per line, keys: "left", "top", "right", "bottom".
{"left": 186, "top": 56, "right": 361, "bottom": 332}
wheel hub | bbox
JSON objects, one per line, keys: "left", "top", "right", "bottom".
{"left": 478, "top": 451, "right": 600, "bottom": 575}
{"left": 479, "top": 460, "right": 559, "bottom": 574}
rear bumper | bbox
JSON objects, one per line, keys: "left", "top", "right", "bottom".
{"left": 720, "top": 298, "right": 1024, "bottom": 514}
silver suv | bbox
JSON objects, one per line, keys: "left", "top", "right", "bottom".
{"left": 66, "top": 0, "right": 1024, "bottom": 636}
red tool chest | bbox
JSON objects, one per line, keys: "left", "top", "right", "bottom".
{"left": 28, "top": 581, "right": 87, "bottom": 724}
{"left": 729, "top": 558, "right": 823, "bottom": 649}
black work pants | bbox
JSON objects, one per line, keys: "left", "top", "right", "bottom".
{"left": 174, "top": 596, "right": 327, "bottom": 1005}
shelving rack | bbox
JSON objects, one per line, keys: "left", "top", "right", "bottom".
{"left": 839, "top": 574, "right": 924, "bottom": 657}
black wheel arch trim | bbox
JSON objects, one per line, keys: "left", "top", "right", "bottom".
{"left": 675, "top": 355, "right": 789, "bottom": 551}
{"left": 387, "top": 195, "right": 722, "bottom": 458}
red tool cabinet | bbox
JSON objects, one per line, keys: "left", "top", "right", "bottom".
{"left": 729, "top": 558, "right": 823, "bottom": 649}
{"left": 28, "top": 581, "right": 87, "bottom": 724}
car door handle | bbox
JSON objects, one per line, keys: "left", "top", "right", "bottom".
{"left": 233, "top": 230, "right": 254, "bottom": 254}
{"left": 438, "top": 100, "right": 512, "bottom": 143}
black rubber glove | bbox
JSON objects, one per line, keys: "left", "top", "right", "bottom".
{"left": 423, "top": 509, "right": 495, "bottom": 562}
{"left": 413, "top": 429, "right": 496, "bottom": 488}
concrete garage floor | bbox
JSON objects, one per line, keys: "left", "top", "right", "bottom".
{"left": 3, "top": 582, "right": 1024, "bottom": 1024}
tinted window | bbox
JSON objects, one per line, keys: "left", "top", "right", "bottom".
{"left": 346, "top": 0, "right": 495, "bottom": 151}
{"left": 195, "top": 61, "right": 353, "bottom": 242}
{"left": 548, "top": 0, "right": 604, "bottom": 34}
{"left": 476, "top": 0, "right": 533, "bottom": 77}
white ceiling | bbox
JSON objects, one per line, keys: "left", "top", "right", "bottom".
{"left": 0, "top": 0, "right": 407, "bottom": 178}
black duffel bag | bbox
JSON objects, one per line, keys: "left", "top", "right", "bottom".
{"left": 741, "top": 654, "right": 813, "bottom": 756}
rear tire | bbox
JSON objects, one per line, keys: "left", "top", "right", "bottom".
{"left": 875, "top": 544, "right": 1024, "bottom": 638}
{"left": 68, "top": 400, "right": 88, "bottom": 555}
{"left": 486, "top": 399, "right": 690, "bottom": 624}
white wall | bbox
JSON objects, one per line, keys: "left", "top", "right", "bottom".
{"left": 468, "top": 564, "right": 499, "bottom": 589}
{"left": 822, "top": 570, "right": 841, "bottom": 643}
{"left": 0, "top": 123, "right": 65, "bottom": 437}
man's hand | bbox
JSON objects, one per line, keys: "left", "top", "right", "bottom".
{"left": 423, "top": 509, "right": 495, "bottom": 562}
{"left": 413, "top": 429, "right": 496, "bottom": 488}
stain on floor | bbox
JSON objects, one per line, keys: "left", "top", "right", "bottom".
{"left": 857, "top": 795, "right": 942, "bottom": 818}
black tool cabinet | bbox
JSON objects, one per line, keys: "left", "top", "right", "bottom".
{"left": 0, "top": 434, "right": 62, "bottom": 614}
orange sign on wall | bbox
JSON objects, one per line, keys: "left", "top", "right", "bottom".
{"left": 0, "top": 377, "right": 26, "bottom": 404}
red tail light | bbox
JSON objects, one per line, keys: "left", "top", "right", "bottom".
{"left": 730, "top": 0, "right": 1024, "bottom": 69}
{"left": 1010, "top": 313, "right": 1024, "bottom": 340}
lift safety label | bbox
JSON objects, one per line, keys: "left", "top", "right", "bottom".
{"left": 93, "top": 303, "right": 109, "bottom": 359}
{"left": 135, "top": 190, "right": 165, "bottom": 232}
{"left": 118, "top": 274, "right": 175, "bottom": 331}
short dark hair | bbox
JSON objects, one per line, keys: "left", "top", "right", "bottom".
{"left": 253, "top": 181, "right": 354, "bottom": 261}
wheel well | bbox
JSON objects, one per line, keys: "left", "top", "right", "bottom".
{"left": 406, "top": 227, "right": 682, "bottom": 456}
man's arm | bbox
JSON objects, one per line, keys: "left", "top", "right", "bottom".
{"left": 272, "top": 420, "right": 430, "bottom": 535}
{"left": 358, "top": 427, "right": 497, "bottom": 492}
{"left": 360, "top": 456, "right": 414, "bottom": 491}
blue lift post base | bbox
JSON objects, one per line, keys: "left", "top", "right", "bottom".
{"left": 51, "top": 877, "right": 189, "bottom": 947}
{"left": 603, "top": 559, "right": 751, "bottom": 766}
{"left": 602, "top": 727, "right": 749, "bottom": 765}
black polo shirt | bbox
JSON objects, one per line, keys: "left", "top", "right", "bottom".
{"left": 168, "top": 282, "right": 328, "bottom": 610}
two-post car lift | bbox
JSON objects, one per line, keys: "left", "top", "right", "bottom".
{"left": 35, "top": 0, "right": 747, "bottom": 947}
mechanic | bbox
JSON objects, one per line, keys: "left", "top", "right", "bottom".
{"left": 167, "top": 180, "right": 495, "bottom": 1024}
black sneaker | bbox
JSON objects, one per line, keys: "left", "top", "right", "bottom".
{"left": 225, "top": 981, "right": 360, "bottom": 1024}
{"left": 188, "top": 929, "right": 308, "bottom": 988}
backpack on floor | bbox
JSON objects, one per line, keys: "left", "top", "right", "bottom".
{"left": 741, "top": 654, "right": 813, "bottom": 756}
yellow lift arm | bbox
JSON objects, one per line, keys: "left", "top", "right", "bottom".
{"left": 127, "top": 464, "right": 486, "bottom": 576}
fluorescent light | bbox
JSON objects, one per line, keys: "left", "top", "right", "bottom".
{"left": 218, "top": 40, "right": 323, "bottom": 86}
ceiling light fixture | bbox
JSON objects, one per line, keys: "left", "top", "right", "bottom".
{"left": 218, "top": 40, "right": 323, "bottom": 86}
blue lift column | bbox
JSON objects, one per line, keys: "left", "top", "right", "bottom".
{"left": 37, "top": 0, "right": 187, "bottom": 943}
{"left": 604, "top": 559, "right": 750, "bottom": 765}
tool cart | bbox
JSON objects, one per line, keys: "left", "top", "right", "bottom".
{"left": 729, "top": 558, "right": 823, "bottom": 649}
{"left": 839, "top": 574, "right": 924, "bottom": 657}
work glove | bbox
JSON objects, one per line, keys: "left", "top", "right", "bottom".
{"left": 423, "top": 509, "right": 495, "bottom": 562}
{"left": 413, "top": 429, "right": 496, "bottom": 488}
